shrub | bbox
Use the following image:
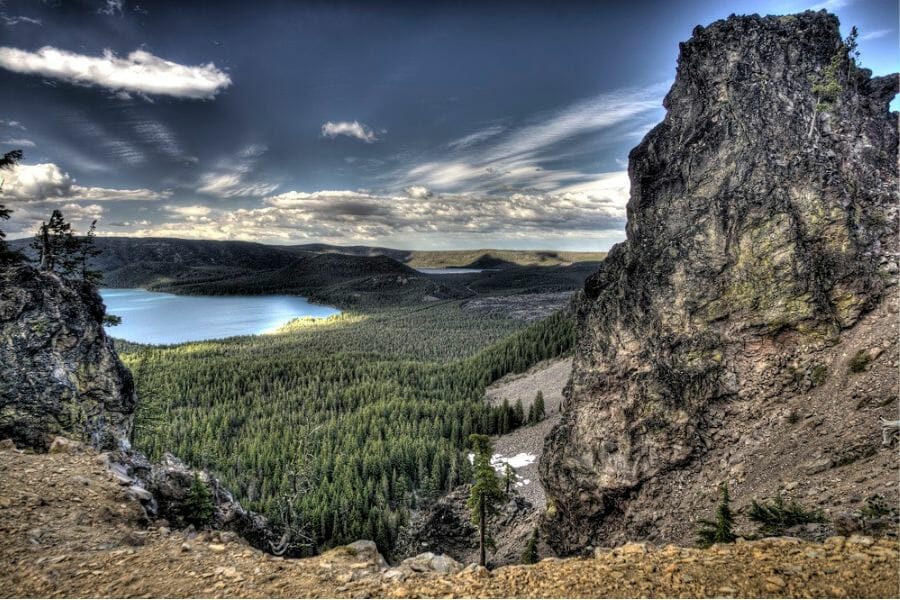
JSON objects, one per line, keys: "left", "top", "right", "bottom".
{"left": 521, "top": 528, "right": 539, "bottom": 564}
{"left": 748, "top": 493, "right": 824, "bottom": 534}
{"left": 848, "top": 350, "right": 871, "bottom": 373}
{"left": 860, "top": 494, "right": 892, "bottom": 518}
{"left": 696, "top": 483, "right": 737, "bottom": 547}
{"left": 809, "top": 364, "right": 828, "bottom": 387}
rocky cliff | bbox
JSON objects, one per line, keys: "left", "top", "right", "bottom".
{"left": 0, "top": 265, "right": 136, "bottom": 451}
{"left": 541, "top": 11, "right": 899, "bottom": 552}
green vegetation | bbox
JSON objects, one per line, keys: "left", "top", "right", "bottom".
{"left": 748, "top": 493, "right": 824, "bottom": 535}
{"left": 468, "top": 434, "right": 504, "bottom": 567}
{"left": 809, "top": 363, "right": 828, "bottom": 387}
{"left": 696, "top": 483, "right": 737, "bottom": 547}
{"left": 812, "top": 26, "right": 862, "bottom": 112}
{"left": 848, "top": 350, "right": 871, "bottom": 373}
{"left": 0, "top": 149, "right": 24, "bottom": 266}
{"left": 529, "top": 390, "right": 546, "bottom": 424}
{"left": 521, "top": 528, "right": 539, "bottom": 564}
{"left": 184, "top": 474, "right": 215, "bottom": 527}
{"left": 860, "top": 494, "right": 892, "bottom": 518}
{"left": 503, "top": 462, "right": 516, "bottom": 495}
{"left": 124, "top": 304, "right": 575, "bottom": 557}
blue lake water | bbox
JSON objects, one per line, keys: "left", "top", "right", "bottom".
{"left": 414, "top": 267, "right": 486, "bottom": 274}
{"left": 99, "top": 288, "right": 340, "bottom": 345}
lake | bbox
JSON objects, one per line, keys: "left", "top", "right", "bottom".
{"left": 414, "top": 267, "right": 486, "bottom": 274}
{"left": 99, "top": 288, "right": 340, "bottom": 345}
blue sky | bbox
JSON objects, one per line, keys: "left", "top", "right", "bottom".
{"left": 0, "top": 0, "right": 897, "bottom": 250}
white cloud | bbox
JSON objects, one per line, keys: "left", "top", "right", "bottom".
{"left": 114, "top": 174, "right": 629, "bottom": 246}
{"left": 1, "top": 138, "right": 35, "bottom": 148}
{"left": 98, "top": 0, "right": 124, "bottom": 16}
{"left": 0, "top": 119, "right": 25, "bottom": 130}
{"left": 808, "top": 0, "right": 851, "bottom": 9}
{"left": 0, "top": 46, "right": 232, "bottom": 99}
{"left": 60, "top": 202, "right": 104, "bottom": 220}
{"left": 0, "top": 162, "right": 169, "bottom": 202}
{"left": 197, "top": 172, "right": 279, "bottom": 198}
{"left": 447, "top": 125, "right": 505, "bottom": 150}
{"left": 860, "top": 29, "right": 893, "bottom": 41}
{"left": 398, "top": 84, "right": 665, "bottom": 193}
{"left": 1, "top": 14, "right": 42, "bottom": 26}
{"left": 405, "top": 185, "right": 432, "bottom": 199}
{"left": 321, "top": 121, "right": 379, "bottom": 143}
{"left": 164, "top": 204, "right": 211, "bottom": 218}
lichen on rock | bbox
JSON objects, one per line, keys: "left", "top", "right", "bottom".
{"left": 540, "top": 11, "right": 898, "bottom": 553}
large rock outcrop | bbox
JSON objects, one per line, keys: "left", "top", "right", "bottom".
{"left": 0, "top": 265, "right": 136, "bottom": 450}
{"left": 541, "top": 12, "right": 898, "bottom": 552}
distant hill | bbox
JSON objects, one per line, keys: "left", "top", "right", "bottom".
{"left": 8, "top": 236, "right": 605, "bottom": 307}
{"left": 289, "top": 243, "right": 607, "bottom": 268}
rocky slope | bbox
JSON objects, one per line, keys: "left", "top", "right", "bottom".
{"left": 0, "top": 264, "right": 280, "bottom": 551}
{"left": 2, "top": 443, "right": 897, "bottom": 598}
{"left": 0, "top": 266, "right": 136, "bottom": 451}
{"left": 541, "top": 11, "right": 899, "bottom": 553}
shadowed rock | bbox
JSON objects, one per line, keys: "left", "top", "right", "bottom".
{"left": 0, "top": 265, "right": 136, "bottom": 451}
{"left": 540, "top": 11, "right": 898, "bottom": 553}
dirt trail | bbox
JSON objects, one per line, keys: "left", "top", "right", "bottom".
{"left": 2, "top": 426, "right": 897, "bottom": 598}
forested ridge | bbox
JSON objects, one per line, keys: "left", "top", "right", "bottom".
{"left": 121, "top": 303, "right": 574, "bottom": 557}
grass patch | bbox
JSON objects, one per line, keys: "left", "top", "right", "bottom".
{"left": 848, "top": 350, "right": 871, "bottom": 373}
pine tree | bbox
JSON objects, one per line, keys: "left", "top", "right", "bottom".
{"left": 532, "top": 391, "right": 545, "bottom": 423}
{"left": 183, "top": 474, "right": 215, "bottom": 527}
{"left": 78, "top": 220, "right": 103, "bottom": 285}
{"left": 696, "top": 482, "right": 737, "bottom": 547}
{"left": 0, "top": 149, "right": 23, "bottom": 265}
{"left": 503, "top": 462, "right": 516, "bottom": 495}
{"left": 521, "top": 527, "right": 539, "bottom": 564}
{"left": 468, "top": 434, "right": 503, "bottom": 567}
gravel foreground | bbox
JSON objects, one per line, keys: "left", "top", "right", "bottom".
{"left": 1, "top": 444, "right": 898, "bottom": 599}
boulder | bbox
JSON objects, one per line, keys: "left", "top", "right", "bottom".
{"left": 0, "top": 266, "right": 136, "bottom": 451}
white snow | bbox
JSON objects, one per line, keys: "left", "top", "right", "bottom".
{"left": 491, "top": 452, "right": 536, "bottom": 469}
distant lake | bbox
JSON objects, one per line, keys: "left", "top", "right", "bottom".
{"left": 414, "top": 267, "right": 487, "bottom": 274}
{"left": 99, "top": 288, "right": 340, "bottom": 345}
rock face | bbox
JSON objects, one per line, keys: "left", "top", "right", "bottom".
{"left": 0, "top": 266, "right": 136, "bottom": 451}
{"left": 541, "top": 12, "right": 898, "bottom": 552}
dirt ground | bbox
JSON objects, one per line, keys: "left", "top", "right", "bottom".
{"left": 2, "top": 437, "right": 898, "bottom": 599}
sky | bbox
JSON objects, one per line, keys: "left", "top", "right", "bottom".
{"left": 0, "top": 0, "right": 897, "bottom": 251}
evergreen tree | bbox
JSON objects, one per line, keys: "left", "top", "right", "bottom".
{"left": 183, "top": 474, "right": 215, "bottom": 527}
{"left": 513, "top": 399, "right": 525, "bottom": 428}
{"left": 503, "top": 462, "right": 516, "bottom": 495}
{"left": 78, "top": 220, "right": 103, "bottom": 285}
{"left": 467, "top": 434, "right": 503, "bottom": 567}
{"left": 531, "top": 391, "right": 545, "bottom": 424}
{"left": 32, "top": 210, "right": 76, "bottom": 275}
{"left": 521, "top": 527, "right": 539, "bottom": 564}
{"left": 696, "top": 482, "right": 737, "bottom": 547}
{"left": 0, "top": 149, "right": 23, "bottom": 265}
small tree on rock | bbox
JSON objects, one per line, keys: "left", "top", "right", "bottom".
{"left": 468, "top": 433, "right": 503, "bottom": 567}
{"left": 183, "top": 474, "right": 215, "bottom": 527}
{"left": 696, "top": 482, "right": 737, "bottom": 547}
{"left": 0, "top": 149, "right": 23, "bottom": 265}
